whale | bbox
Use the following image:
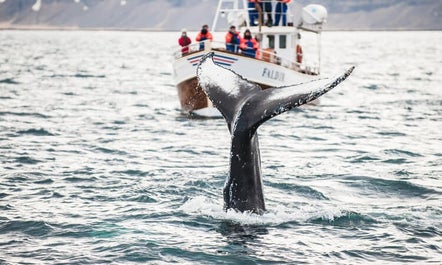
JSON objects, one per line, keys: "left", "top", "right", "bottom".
{"left": 197, "top": 52, "right": 354, "bottom": 214}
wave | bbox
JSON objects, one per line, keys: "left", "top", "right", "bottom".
{"left": 267, "top": 182, "right": 329, "bottom": 200}
{"left": 47, "top": 73, "right": 106, "bottom": 78}
{"left": 0, "top": 78, "right": 20, "bottom": 84}
{"left": 179, "top": 196, "right": 370, "bottom": 226}
{"left": 16, "top": 128, "right": 55, "bottom": 136}
{"left": 94, "top": 147, "right": 128, "bottom": 155}
{"left": 342, "top": 176, "right": 440, "bottom": 198}
{"left": 111, "top": 169, "right": 154, "bottom": 177}
{"left": 309, "top": 211, "right": 378, "bottom": 226}
{"left": 14, "top": 156, "right": 42, "bottom": 165}
{"left": 74, "top": 73, "right": 106, "bottom": 78}
{"left": 348, "top": 155, "right": 380, "bottom": 163}
{"left": 0, "top": 112, "right": 50, "bottom": 119}
{"left": 0, "top": 220, "right": 54, "bottom": 237}
{"left": 384, "top": 148, "right": 422, "bottom": 157}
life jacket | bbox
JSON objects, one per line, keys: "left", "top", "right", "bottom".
{"left": 195, "top": 31, "right": 213, "bottom": 42}
{"left": 196, "top": 31, "right": 213, "bottom": 50}
{"left": 240, "top": 37, "right": 258, "bottom": 58}
{"left": 225, "top": 31, "right": 240, "bottom": 45}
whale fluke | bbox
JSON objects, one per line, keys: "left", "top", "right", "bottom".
{"left": 197, "top": 52, "right": 354, "bottom": 214}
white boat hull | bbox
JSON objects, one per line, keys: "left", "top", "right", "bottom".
{"left": 173, "top": 49, "right": 318, "bottom": 113}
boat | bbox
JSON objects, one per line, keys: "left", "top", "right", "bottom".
{"left": 172, "top": 0, "right": 328, "bottom": 117}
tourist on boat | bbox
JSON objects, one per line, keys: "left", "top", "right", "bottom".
{"left": 240, "top": 29, "right": 259, "bottom": 58}
{"left": 247, "top": 0, "right": 258, "bottom": 26}
{"left": 178, "top": 29, "right": 192, "bottom": 55}
{"left": 247, "top": 0, "right": 272, "bottom": 27}
{"left": 225, "top": 26, "right": 241, "bottom": 53}
{"left": 274, "top": 0, "right": 291, "bottom": 26}
{"left": 260, "top": 0, "right": 274, "bottom": 27}
{"left": 195, "top": 24, "right": 213, "bottom": 50}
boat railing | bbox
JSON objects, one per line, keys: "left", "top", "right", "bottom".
{"left": 173, "top": 40, "right": 225, "bottom": 59}
{"left": 174, "top": 40, "right": 318, "bottom": 75}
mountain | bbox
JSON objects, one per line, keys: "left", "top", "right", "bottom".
{"left": 0, "top": 0, "right": 441, "bottom": 30}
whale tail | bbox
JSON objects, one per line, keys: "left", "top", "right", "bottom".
{"left": 197, "top": 52, "right": 355, "bottom": 134}
{"left": 197, "top": 52, "right": 354, "bottom": 214}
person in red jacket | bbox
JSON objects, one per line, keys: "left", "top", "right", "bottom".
{"left": 195, "top": 24, "right": 213, "bottom": 50}
{"left": 178, "top": 29, "right": 191, "bottom": 55}
{"left": 240, "top": 29, "right": 259, "bottom": 58}
{"left": 225, "top": 25, "right": 241, "bottom": 53}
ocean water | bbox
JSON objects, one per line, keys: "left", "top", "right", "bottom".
{"left": 0, "top": 30, "right": 441, "bottom": 264}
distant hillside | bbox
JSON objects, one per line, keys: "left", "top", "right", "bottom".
{"left": 0, "top": 0, "right": 441, "bottom": 30}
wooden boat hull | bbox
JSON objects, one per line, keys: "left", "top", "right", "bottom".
{"left": 176, "top": 77, "right": 207, "bottom": 112}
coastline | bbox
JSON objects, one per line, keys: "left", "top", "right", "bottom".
{"left": 0, "top": 25, "right": 441, "bottom": 32}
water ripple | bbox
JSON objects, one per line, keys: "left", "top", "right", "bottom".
{"left": 0, "top": 30, "right": 440, "bottom": 265}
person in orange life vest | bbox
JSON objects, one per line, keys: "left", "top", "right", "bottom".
{"left": 225, "top": 25, "right": 241, "bottom": 53}
{"left": 195, "top": 24, "right": 213, "bottom": 50}
{"left": 178, "top": 29, "right": 191, "bottom": 55}
{"left": 275, "top": 0, "right": 291, "bottom": 26}
{"left": 240, "top": 29, "right": 259, "bottom": 58}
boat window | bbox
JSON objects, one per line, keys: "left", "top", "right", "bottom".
{"left": 267, "top": 35, "right": 275, "bottom": 49}
{"left": 279, "top": 35, "right": 287, "bottom": 49}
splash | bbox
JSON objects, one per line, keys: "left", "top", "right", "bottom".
{"left": 180, "top": 196, "right": 356, "bottom": 226}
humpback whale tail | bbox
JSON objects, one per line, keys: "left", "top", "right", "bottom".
{"left": 197, "top": 52, "right": 354, "bottom": 214}
{"left": 197, "top": 53, "right": 354, "bottom": 135}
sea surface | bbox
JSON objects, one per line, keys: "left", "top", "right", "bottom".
{"left": 0, "top": 30, "right": 441, "bottom": 264}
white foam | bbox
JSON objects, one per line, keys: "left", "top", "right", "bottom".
{"left": 180, "top": 196, "right": 351, "bottom": 226}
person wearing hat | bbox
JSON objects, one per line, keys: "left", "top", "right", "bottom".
{"left": 195, "top": 24, "right": 213, "bottom": 50}
{"left": 178, "top": 29, "right": 192, "bottom": 55}
{"left": 225, "top": 25, "right": 241, "bottom": 53}
{"left": 240, "top": 29, "right": 259, "bottom": 58}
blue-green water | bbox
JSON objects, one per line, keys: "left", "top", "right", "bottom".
{"left": 0, "top": 30, "right": 441, "bottom": 264}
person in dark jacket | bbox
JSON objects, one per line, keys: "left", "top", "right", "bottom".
{"left": 247, "top": 0, "right": 258, "bottom": 26}
{"left": 225, "top": 26, "right": 241, "bottom": 53}
{"left": 178, "top": 29, "right": 192, "bottom": 55}
{"left": 261, "top": 0, "right": 273, "bottom": 27}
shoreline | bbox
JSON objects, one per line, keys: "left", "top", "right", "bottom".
{"left": 0, "top": 25, "right": 441, "bottom": 32}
